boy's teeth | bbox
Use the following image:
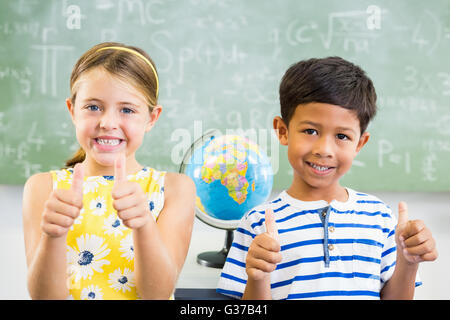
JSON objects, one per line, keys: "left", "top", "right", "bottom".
{"left": 97, "top": 138, "right": 120, "bottom": 146}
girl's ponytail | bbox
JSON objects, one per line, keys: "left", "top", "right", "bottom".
{"left": 65, "top": 147, "right": 86, "bottom": 168}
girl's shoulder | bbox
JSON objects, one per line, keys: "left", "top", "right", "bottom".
{"left": 23, "top": 172, "right": 53, "bottom": 212}
{"left": 24, "top": 171, "right": 53, "bottom": 193}
{"left": 162, "top": 172, "right": 195, "bottom": 200}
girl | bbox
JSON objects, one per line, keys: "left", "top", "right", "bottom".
{"left": 22, "top": 42, "right": 196, "bottom": 299}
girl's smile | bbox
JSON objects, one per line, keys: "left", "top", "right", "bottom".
{"left": 93, "top": 136, "right": 125, "bottom": 152}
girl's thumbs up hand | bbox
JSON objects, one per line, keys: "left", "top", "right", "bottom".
{"left": 112, "top": 154, "right": 150, "bottom": 230}
{"left": 246, "top": 208, "right": 282, "bottom": 281}
{"left": 41, "top": 163, "right": 84, "bottom": 238}
{"left": 395, "top": 201, "right": 438, "bottom": 265}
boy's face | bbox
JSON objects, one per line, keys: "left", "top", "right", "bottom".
{"left": 274, "top": 102, "right": 369, "bottom": 198}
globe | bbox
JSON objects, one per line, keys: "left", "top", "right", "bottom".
{"left": 180, "top": 130, "right": 273, "bottom": 268}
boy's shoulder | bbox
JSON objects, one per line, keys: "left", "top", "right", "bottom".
{"left": 244, "top": 191, "right": 286, "bottom": 217}
{"left": 348, "top": 188, "right": 392, "bottom": 211}
{"left": 346, "top": 188, "right": 396, "bottom": 225}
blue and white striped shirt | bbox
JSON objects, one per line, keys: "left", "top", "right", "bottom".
{"left": 217, "top": 188, "right": 421, "bottom": 299}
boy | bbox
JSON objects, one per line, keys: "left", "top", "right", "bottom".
{"left": 217, "top": 57, "right": 437, "bottom": 299}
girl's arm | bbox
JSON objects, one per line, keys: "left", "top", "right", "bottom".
{"left": 22, "top": 173, "right": 69, "bottom": 299}
{"left": 132, "top": 173, "right": 196, "bottom": 299}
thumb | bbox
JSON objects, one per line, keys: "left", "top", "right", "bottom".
{"left": 397, "top": 201, "right": 409, "bottom": 226}
{"left": 264, "top": 208, "right": 279, "bottom": 241}
{"left": 396, "top": 201, "right": 409, "bottom": 242}
{"left": 114, "top": 153, "right": 127, "bottom": 185}
{"left": 71, "top": 163, "right": 84, "bottom": 195}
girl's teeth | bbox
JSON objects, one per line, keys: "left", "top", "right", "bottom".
{"left": 97, "top": 139, "right": 120, "bottom": 146}
{"left": 311, "top": 163, "right": 330, "bottom": 171}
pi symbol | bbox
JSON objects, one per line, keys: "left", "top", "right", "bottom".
{"left": 66, "top": 4, "right": 82, "bottom": 30}
{"left": 366, "top": 5, "right": 381, "bottom": 30}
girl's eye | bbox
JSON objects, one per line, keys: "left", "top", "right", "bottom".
{"left": 121, "top": 107, "right": 134, "bottom": 114}
{"left": 337, "top": 133, "right": 350, "bottom": 140}
{"left": 303, "top": 129, "right": 318, "bottom": 135}
{"left": 87, "top": 104, "right": 100, "bottom": 111}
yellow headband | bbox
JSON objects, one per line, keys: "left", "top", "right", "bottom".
{"left": 96, "top": 46, "right": 159, "bottom": 98}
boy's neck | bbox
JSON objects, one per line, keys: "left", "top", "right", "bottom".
{"left": 286, "top": 180, "right": 348, "bottom": 203}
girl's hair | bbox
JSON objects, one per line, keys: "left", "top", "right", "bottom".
{"left": 65, "top": 42, "right": 159, "bottom": 167}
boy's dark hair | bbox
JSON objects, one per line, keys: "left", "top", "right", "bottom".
{"left": 279, "top": 56, "right": 377, "bottom": 134}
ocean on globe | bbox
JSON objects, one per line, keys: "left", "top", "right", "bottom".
{"left": 184, "top": 134, "right": 273, "bottom": 222}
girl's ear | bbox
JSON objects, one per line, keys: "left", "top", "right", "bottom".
{"left": 66, "top": 98, "right": 76, "bottom": 123}
{"left": 145, "top": 105, "right": 163, "bottom": 132}
{"left": 356, "top": 131, "right": 370, "bottom": 153}
{"left": 273, "top": 116, "right": 289, "bottom": 146}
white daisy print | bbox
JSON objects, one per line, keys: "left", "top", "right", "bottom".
{"left": 108, "top": 268, "right": 135, "bottom": 292}
{"left": 56, "top": 170, "right": 69, "bottom": 183}
{"left": 81, "top": 285, "right": 103, "bottom": 300}
{"left": 103, "top": 213, "right": 127, "bottom": 237}
{"left": 119, "top": 233, "right": 134, "bottom": 261}
{"left": 89, "top": 196, "right": 107, "bottom": 216}
{"left": 69, "top": 208, "right": 84, "bottom": 231}
{"left": 67, "top": 234, "right": 111, "bottom": 283}
{"left": 135, "top": 167, "right": 150, "bottom": 180}
{"left": 83, "top": 176, "right": 108, "bottom": 194}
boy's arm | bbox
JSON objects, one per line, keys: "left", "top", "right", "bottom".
{"left": 381, "top": 202, "right": 437, "bottom": 300}
{"left": 380, "top": 253, "right": 418, "bottom": 299}
{"left": 243, "top": 275, "right": 272, "bottom": 299}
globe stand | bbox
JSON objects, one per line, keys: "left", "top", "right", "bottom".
{"left": 197, "top": 229, "right": 234, "bottom": 268}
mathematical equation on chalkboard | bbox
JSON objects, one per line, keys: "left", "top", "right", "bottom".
{"left": 0, "top": 0, "right": 449, "bottom": 190}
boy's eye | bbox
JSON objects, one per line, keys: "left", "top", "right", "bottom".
{"left": 303, "top": 129, "right": 318, "bottom": 135}
{"left": 337, "top": 133, "right": 349, "bottom": 140}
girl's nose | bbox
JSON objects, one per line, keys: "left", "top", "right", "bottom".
{"left": 99, "top": 110, "right": 119, "bottom": 130}
{"left": 312, "top": 135, "right": 333, "bottom": 158}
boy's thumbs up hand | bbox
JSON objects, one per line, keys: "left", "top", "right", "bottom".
{"left": 112, "top": 154, "right": 150, "bottom": 230}
{"left": 395, "top": 201, "right": 438, "bottom": 265}
{"left": 246, "top": 208, "right": 282, "bottom": 281}
{"left": 265, "top": 208, "right": 279, "bottom": 241}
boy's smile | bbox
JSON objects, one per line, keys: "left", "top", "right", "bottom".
{"left": 274, "top": 102, "right": 369, "bottom": 202}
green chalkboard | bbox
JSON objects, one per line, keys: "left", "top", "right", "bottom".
{"left": 0, "top": 0, "right": 449, "bottom": 191}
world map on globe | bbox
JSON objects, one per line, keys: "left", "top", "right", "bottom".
{"left": 184, "top": 134, "right": 273, "bottom": 222}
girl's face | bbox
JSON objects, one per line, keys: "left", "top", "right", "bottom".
{"left": 67, "top": 68, "right": 161, "bottom": 173}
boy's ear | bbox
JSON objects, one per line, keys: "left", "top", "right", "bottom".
{"left": 145, "top": 105, "right": 163, "bottom": 132}
{"left": 273, "top": 116, "right": 289, "bottom": 146}
{"left": 356, "top": 131, "right": 370, "bottom": 153}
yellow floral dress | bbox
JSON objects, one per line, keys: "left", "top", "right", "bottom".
{"left": 51, "top": 166, "right": 165, "bottom": 300}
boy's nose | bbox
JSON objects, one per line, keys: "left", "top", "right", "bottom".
{"left": 312, "top": 136, "right": 333, "bottom": 158}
